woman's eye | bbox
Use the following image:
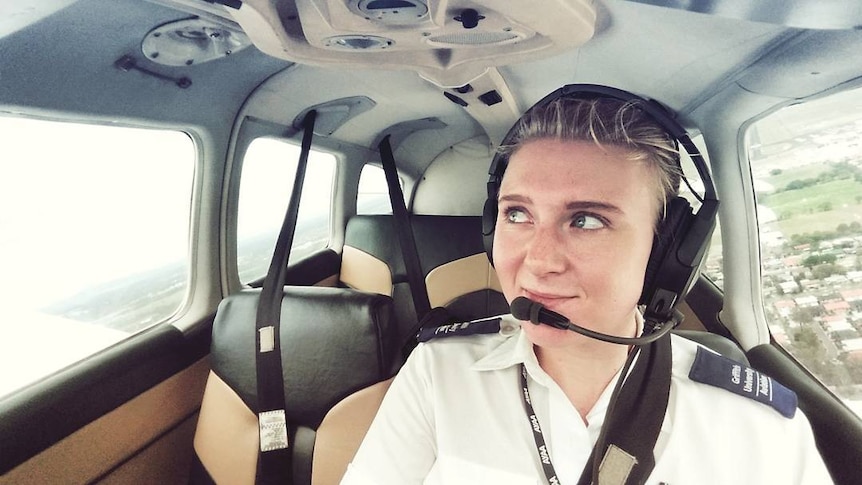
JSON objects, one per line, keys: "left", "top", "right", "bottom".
{"left": 573, "top": 214, "right": 605, "bottom": 230}
{"left": 505, "top": 208, "right": 529, "bottom": 223}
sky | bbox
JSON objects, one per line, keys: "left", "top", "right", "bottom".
{"left": 0, "top": 119, "right": 349, "bottom": 312}
{"left": 0, "top": 116, "right": 194, "bottom": 309}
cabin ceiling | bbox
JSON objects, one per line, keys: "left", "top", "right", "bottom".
{"left": 1, "top": 0, "right": 862, "bottom": 176}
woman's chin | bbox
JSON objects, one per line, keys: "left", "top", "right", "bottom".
{"left": 521, "top": 321, "right": 581, "bottom": 347}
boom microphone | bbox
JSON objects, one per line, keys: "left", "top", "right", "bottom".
{"left": 510, "top": 297, "right": 677, "bottom": 346}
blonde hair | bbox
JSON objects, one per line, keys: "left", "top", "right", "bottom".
{"left": 499, "top": 97, "right": 682, "bottom": 225}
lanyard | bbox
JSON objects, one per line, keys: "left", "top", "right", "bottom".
{"left": 519, "top": 335, "right": 670, "bottom": 485}
{"left": 519, "top": 350, "right": 638, "bottom": 485}
{"left": 520, "top": 364, "right": 563, "bottom": 484}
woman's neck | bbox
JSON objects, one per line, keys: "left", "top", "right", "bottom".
{"left": 535, "top": 334, "right": 633, "bottom": 424}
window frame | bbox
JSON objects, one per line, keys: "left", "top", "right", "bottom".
{"left": 0, "top": 112, "right": 202, "bottom": 400}
{"left": 224, "top": 123, "right": 341, "bottom": 292}
{"left": 742, "top": 86, "right": 862, "bottom": 417}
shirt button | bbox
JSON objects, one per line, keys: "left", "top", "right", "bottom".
{"left": 499, "top": 318, "right": 520, "bottom": 336}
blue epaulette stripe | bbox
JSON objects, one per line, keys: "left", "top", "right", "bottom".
{"left": 689, "top": 346, "right": 797, "bottom": 418}
{"left": 417, "top": 317, "right": 502, "bottom": 342}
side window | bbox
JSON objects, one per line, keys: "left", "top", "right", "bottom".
{"left": 0, "top": 116, "right": 194, "bottom": 398}
{"left": 236, "top": 137, "right": 336, "bottom": 284}
{"left": 356, "top": 163, "right": 393, "bottom": 215}
{"left": 748, "top": 87, "right": 862, "bottom": 416}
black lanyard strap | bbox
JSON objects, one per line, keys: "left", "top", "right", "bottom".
{"left": 520, "top": 364, "right": 562, "bottom": 484}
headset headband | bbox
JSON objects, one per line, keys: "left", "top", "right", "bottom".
{"left": 487, "top": 84, "right": 716, "bottom": 201}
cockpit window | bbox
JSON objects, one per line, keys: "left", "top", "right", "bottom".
{"left": 748, "top": 86, "right": 862, "bottom": 417}
{"left": 0, "top": 116, "right": 194, "bottom": 398}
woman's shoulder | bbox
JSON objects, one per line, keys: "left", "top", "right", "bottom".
{"left": 670, "top": 334, "right": 798, "bottom": 421}
{"left": 416, "top": 314, "right": 510, "bottom": 343}
{"left": 408, "top": 314, "right": 522, "bottom": 368}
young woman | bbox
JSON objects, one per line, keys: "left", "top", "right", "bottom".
{"left": 342, "top": 86, "right": 832, "bottom": 484}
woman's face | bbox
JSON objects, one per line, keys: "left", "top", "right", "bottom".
{"left": 493, "top": 138, "right": 661, "bottom": 348}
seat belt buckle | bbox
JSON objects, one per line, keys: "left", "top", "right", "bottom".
{"left": 258, "top": 409, "right": 289, "bottom": 452}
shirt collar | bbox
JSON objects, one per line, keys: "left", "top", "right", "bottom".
{"left": 471, "top": 310, "right": 647, "bottom": 372}
{"left": 470, "top": 311, "right": 676, "bottom": 440}
{"left": 471, "top": 315, "right": 532, "bottom": 372}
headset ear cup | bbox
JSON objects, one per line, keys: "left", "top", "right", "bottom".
{"left": 482, "top": 198, "right": 497, "bottom": 265}
{"left": 639, "top": 197, "right": 693, "bottom": 308}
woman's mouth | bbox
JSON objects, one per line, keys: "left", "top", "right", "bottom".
{"left": 521, "top": 290, "right": 572, "bottom": 310}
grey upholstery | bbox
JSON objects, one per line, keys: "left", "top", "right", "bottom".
{"left": 675, "top": 329, "right": 749, "bottom": 365}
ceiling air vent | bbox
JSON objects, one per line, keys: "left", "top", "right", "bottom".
{"left": 427, "top": 30, "right": 521, "bottom": 47}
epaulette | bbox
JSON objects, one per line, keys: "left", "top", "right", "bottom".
{"left": 688, "top": 346, "right": 797, "bottom": 418}
{"left": 416, "top": 316, "right": 502, "bottom": 343}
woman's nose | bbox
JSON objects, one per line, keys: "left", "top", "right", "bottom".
{"left": 523, "top": 226, "right": 567, "bottom": 275}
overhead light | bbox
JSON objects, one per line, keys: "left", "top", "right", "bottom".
{"left": 142, "top": 18, "right": 251, "bottom": 66}
{"left": 350, "top": 0, "right": 428, "bottom": 25}
{"left": 323, "top": 35, "right": 394, "bottom": 51}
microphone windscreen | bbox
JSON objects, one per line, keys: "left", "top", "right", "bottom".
{"left": 510, "top": 297, "right": 536, "bottom": 322}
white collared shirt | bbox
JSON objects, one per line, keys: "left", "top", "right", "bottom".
{"left": 342, "top": 315, "right": 833, "bottom": 484}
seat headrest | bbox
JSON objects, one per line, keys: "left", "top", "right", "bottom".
{"left": 210, "top": 286, "right": 396, "bottom": 428}
{"left": 344, "top": 214, "right": 487, "bottom": 278}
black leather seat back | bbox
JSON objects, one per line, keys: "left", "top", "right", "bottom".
{"left": 191, "top": 286, "right": 396, "bottom": 484}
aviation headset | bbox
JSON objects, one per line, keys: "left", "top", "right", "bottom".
{"left": 481, "top": 84, "right": 719, "bottom": 323}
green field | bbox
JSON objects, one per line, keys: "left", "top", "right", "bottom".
{"left": 770, "top": 209, "right": 862, "bottom": 237}
{"left": 760, "top": 170, "right": 862, "bottom": 237}
{"left": 763, "top": 165, "right": 831, "bottom": 189}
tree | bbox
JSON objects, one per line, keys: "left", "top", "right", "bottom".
{"left": 811, "top": 263, "right": 844, "bottom": 280}
{"left": 802, "top": 254, "right": 836, "bottom": 268}
{"left": 791, "top": 305, "right": 822, "bottom": 323}
{"left": 842, "top": 358, "right": 862, "bottom": 386}
{"left": 790, "top": 324, "right": 850, "bottom": 386}
{"left": 786, "top": 179, "right": 811, "bottom": 191}
{"left": 788, "top": 326, "right": 843, "bottom": 385}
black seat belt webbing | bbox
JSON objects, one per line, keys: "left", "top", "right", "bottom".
{"left": 254, "top": 109, "right": 317, "bottom": 485}
{"left": 577, "top": 334, "right": 673, "bottom": 485}
{"left": 378, "top": 135, "right": 432, "bottom": 321}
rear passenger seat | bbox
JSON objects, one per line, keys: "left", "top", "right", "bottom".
{"left": 340, "top": 214, "right": 510, "bottom": 348}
